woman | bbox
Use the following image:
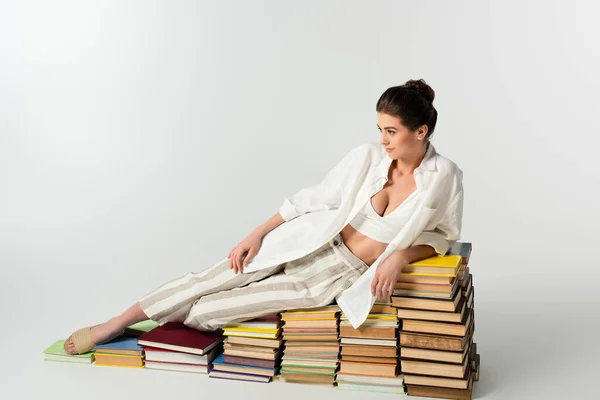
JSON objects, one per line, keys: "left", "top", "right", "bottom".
{"left": 64, "top": 78, "right": 464, "bottom": 355}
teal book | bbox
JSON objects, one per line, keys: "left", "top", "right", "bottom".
{"left": 43, "top": 339, "right": 94, "bottom": 364}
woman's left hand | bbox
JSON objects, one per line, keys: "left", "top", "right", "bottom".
{"left": 371, "top": 251, "right": 407, "bottom": 300}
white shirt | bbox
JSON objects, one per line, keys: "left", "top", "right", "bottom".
{"left": 220, "top": 141, "right": 464, "bottom": 328}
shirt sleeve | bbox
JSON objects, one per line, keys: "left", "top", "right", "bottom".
{"left": 278, "top": 145, "right": 363, "bottom": 222}
{"left": 412, "top": 187, "right": 464, "bottom": 256}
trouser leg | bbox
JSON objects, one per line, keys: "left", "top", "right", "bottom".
{"left": 137, "top": 256, "right": 284, "bottom": 326}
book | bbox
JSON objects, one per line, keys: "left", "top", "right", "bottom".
{"left": 336, "top": 382, "right": 405, "bottom": 394}
{"left": 392, "top": 288, "right": 461, "bottom": 312}
{"left": 223, "top": 343, "right": 277, "bottom": 354}
{"left": 395, "top": 297, "right": 466, "bottom": 323}
{"left": 223, "top": 355, "right": 277, "bottom": 369}
{"left": 282, "top": 319, "right": 338, "bottom": 328}
{"left": 340, "top": 319, "right": 398, "bottom": 328}
{"left": 212, "top": 353, "right": 276, "bottom": 377}
{"left": 209, "top": 370, "right": 271, "bottom": 383}
{"left": 405, "top": 373, "right": 474, "bottom": 400}
{"left": 395, "top": 281, "right": 455, "bottom": 294}
{"left": 368, "top": 304, "right": 398, "bottom": 314}
{"left": 401, "top": 308, "right": 473, "bottom": 337}
{"left": 341, "top": 355, "right": 397, "bottom": 364}
{"left": 224, "top": 336, "right": 282, "bottom": 348}
{"left": 340, "top": 344, "right": 397, "bottom": 358}
{"left": 223, "top": 349, "right": 280, "bottom": 360}
{"left": 450, "top": 242, "right": 472, "bottom": 265}
{"left": 124, "top": 320, "right": 159, "bottom": 336}
{"left": 404, "top": 367, "right": 472, "bottom": 389}
{"left": 402, "top": 255, "right": 462, "bottom": 276}
{"left": 340, "top": 337, "right": 397, "bottom": 347}
{"left": 145, "top": 360, "right": 210, "bottom": 374}
{"left": 94, "top": 353, "right": 144, "bottom": 368}
{"left": 400, "top": 323, "right": 474, "bottom": 351}
{"left": 400, "top": 337, "right": 471, "bottom": 364}
{"left": 339, "top": 325, "right": 397, "bottom": 339}
{"left": 339, "top": 361, "right": 398, "bottom": 377}
{"left": 282, "top": 334, "right": 338, "bottom": 341}
{"left": 137, "top": 322, "right": 224, "bottom": 355}
{"left": 224, "top": 330, "right": 279, "bottom": 339}
{"left": 42, "top": 339, "right": 94, "bottom": 364}
{"left": 336, "top": 372, "right": 404, "bottom": 386}
{"left": 94, "top": 335, "right": 144, "bottom": 356}
{"left": 394, "top": 279, "right": 460, "bottom": 300}
{"left": 144, "top": 345, "right": 220, "bottom": 364}
{"left": 401, "top": 356, "right": 469, "bottom": 378}
{"left": 398, "top": 274, "right": 455, "bottom": 284}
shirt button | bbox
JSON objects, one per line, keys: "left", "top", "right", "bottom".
{"left": 333, "top": 240, "right": 339, "bottom": 246}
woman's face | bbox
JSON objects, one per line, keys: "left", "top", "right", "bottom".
{"left": 377, "top": 112, "right": 427, "bottom": 159}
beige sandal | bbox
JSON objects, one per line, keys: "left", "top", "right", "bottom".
{"left": 64, "top": 324, "right": 126, "bottom": 355}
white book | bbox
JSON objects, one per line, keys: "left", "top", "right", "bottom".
{"left": 340, "top": 337, "right": 397, "bottom": 347}
{"left": 336, "top": 382, "right": 405, "bottom": 394}
{"left": 144, "top": 346, "right": 220, "bottom": 364}
{"left": 145, "top": 360, "right": 209, "bottom": 374}
{"left": 336, "top": 372, "right": 404, "bottom": 386}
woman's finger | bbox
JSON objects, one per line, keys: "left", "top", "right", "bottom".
{"left": 371, "top": 276, "right": 379, "bottom": 296}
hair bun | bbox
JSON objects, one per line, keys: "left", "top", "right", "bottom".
{"left": 404, "top": 79, "right": 435, "bottom": 104}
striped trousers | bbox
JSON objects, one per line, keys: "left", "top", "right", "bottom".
{"left": 138, "top": 233, "right": 369, "bottom": 331}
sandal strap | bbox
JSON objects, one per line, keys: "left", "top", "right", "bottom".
{"left": 71, "top": 326, "right": 96, "bottom": 354}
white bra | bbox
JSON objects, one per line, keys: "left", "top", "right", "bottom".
{"left": 348, "top": 189, "right": 420, "bottom": 243}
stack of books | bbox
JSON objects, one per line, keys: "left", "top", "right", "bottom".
{"left": 393, "top": 242, "right": 479, "bottom": 400}
{"left": 278, "top": 303, "right": 341, "bottom": 386}
{"left": 336, "top": 300, "right": 404, "bottom": 394}
{"left": 94, "top": 335, "right": 144, "bottom": 368}
{"left": 137, "top": 322, "right": 224, "bottom": 374}
{"left": 210, "top": 314, "right": 284, "bottom": 383}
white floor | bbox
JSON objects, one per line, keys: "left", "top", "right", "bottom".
{"left": 3, "top": 250, "right": 598, "bottom": 400}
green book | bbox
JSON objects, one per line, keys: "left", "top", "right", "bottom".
{"left": 124, "top": 320, "right": 159, "bottom": 336}
{"left": 43, "top": 340, "right": 95, "bottom": 364}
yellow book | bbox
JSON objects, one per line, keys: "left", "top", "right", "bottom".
{"left": 408, "top": 255, "right": 462, "bottom": 267}
{"left": 93, "top": 353, "right": 144, "bottom": 368}
{"left": 223, "top": 331, "right": 280, "bottom": 339}
{"left": 281, "top": 317, "right": 337, "bottom": 321}
{"left": 221, "top": 327, "right": 280, "bottom": 334}
{"left": 400, "top": 270, "right": 459, "bottom": 278}
{"left": 402, "top": 255, "right": 461, "bottom": 275}
{"left": 341, "top": 314, "right": 397, "bottom": 320}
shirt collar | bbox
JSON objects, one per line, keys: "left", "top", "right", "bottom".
{"left": 374, "top": 141, "right": 438, "bottom": 179}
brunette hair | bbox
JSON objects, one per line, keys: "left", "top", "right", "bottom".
{"left": 376, "top": 79, "right": 438, "bottom": 139}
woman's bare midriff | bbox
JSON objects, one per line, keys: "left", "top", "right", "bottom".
{"left": 339, "top": 223, "right": 388, "bottom": 267}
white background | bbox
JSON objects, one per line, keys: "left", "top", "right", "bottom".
{"left": 1, "top": 1, "right": 599, "bottom": 399}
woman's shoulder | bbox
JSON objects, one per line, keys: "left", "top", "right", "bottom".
{"left": 433, "top": 148, "right": 463, "bottom": 182}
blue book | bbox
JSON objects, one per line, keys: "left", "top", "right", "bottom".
{"left": 95, "top": 335, "right": 144, "bottom": 353}
{"left": 212, "top": 354, "right": 275, "bottom": 374}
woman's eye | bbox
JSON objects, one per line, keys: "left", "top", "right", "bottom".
{"left": 388, "top": 130, "right": 395, "bottom": 135}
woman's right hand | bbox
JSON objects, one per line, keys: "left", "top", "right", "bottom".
{"left": 228, "top": 231, "right": 264, "bottom": 274}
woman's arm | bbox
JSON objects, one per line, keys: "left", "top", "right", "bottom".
{"left": 253, "top": 211, "right": 286, "bottom": 238}
{"left": 278, "top": 144, "right": 367, "bottom": 222}
{"left": 412, "top": 188, "right": 464, "bottom": 256}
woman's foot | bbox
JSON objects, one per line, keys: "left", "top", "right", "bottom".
{"left": 64, "top": 322, "right": 124, "bottom": 355}
{"left": 64, "top": 302, "right": 150, "bottom": 355}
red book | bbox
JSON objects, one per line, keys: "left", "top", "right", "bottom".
{"left": 138, "top": 322, "right": 224, "bottom": 355}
